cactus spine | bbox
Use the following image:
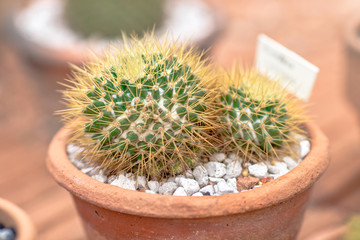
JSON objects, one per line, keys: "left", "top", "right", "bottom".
{"left": 60, "top": 34, "right": 219, "bottom": 179}
{"left": 219, "top": 68, "right": 306, "bottom": 163}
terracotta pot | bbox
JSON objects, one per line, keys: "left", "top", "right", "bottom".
{"left": 47, "top": 122, "right": 329, "bottom": 240}
{"left": 345, "top": 16, "right": 360, "bottom": 116}
{"left": 0, "top": 198, "right": 36, "bottom": 240}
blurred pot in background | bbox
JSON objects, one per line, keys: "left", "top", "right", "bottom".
{"left": 5, "top": 0, "right": 224, "bottom": 81}
{"left": 0, "top": 198, "right": 36, "bottom": 240}
{"left": 345, "top": 16, "right": 360, "bottom": 117}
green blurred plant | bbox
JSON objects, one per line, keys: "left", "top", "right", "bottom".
{"left": 344, "top": 215, "right": 360, "bottom": 240}
{"left": 64, "top": 0, "right": 165, "bottom": 38}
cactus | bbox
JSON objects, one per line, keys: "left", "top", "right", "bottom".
{"left": 219, "top": 68, "right": 306, "bottom": 163}
{"left": 60, "top": 33, "right": 219, "bottom": 179}
{"left": 64, "top": 0, "right": 165, "bottom": 38}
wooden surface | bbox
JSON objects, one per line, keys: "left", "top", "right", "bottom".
{"left": 1, "top": 0, "right": 360, "bottom": 239}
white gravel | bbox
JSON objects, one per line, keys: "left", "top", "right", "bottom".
{"left": 204, "top": 162, "right": 226, "bottom": 178}
{"left": 179, "top": 178, "right": 200, "bottom": 196}
{"left": 110, "top": 174, "right": 136, "bottom": 190}
{"left": 266, "top": 162, "right": 288, "bottom": 175}
{"left": 209, "top": 152, "right": 226, "bottom": 162}
{"left": 192, "top": 165, "right": 209, "bottom": 187}
{"left": 148, "top": 180, "right": 160, "bottom": 193}
{"left": 184, "top": 169, "right": 194, "bottom": 178}
{"left": 224, "top": 160, "right": 242, "bottom": 179}
{"left": 300, "top": 140, "right": 311, "bottom": 158}
{"left": 248, "top": 163, "right": 268, "bottom": 178}
{"left": 208, "top": 177, "right": 225, "bottom": 183}
{"left": 92, "top": 174, "right": 107, "bottom": 183}
{"left": 216, "top": 181, "right": 236, "bottom": 195}
{"left": 173, "top": 187, "right": 187, "bottom": 196}
{"left": 192, "top": 192, "right": 203, "bottom": 196}
{"left": 158, "top": 182, "right": 178, "bottom": 195}
{"left": 282, "top": 157, "right": 298, "bottom": 170}
{"left": 136, "top": 176, "right": 147, "bottom": 189}
{"left": 68, "top": 136, "right": 310, "bottom": 196}
{"left": 200, "top": 185, "right": 215, "bottom": 196}
{"left": 227, "top": 178, "right": 237, "bottom": 190}
{"left": 175, "top": 175, "right": 185, "bottom": 185}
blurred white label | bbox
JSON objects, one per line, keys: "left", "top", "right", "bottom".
{"left": 255, "top": 34, "right": 319, "bottom": 101}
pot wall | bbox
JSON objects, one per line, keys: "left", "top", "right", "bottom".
{"left": 47, "top": 122, "right": 329, "bottom": 240}
{"left": 74, "top": 188, "right": 310, "bottom": 240}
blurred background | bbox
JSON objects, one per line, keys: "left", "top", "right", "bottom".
{"left": 1, "top": 0, "right": 360, "bottom": 239}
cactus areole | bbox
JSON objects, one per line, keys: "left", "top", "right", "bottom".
{"left": 60, "top": 34, "right": 218, "bottom": 179}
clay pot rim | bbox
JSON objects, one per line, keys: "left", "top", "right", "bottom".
{"left": 47, "top": 122, "right": 329, "bottom": 219}
{"left": 345, "top": 16, "right": 360, "bottom": 53}
{"left": 0, "top": 198, "right": 36, "bottom": 240}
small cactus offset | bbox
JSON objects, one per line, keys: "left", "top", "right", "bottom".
{"left": 60, "top": 34, "right": 219, "bottom": 179}
{"left": 219, "top": 67, "right": 306, "bottom": 163}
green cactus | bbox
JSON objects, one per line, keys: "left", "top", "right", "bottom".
{"left": 64, "top": 0, "right": 165, "bottom": 38}
{"left": 219, "top": 68, "right": 305, "bottom": 163}
{"left": 60, "top": 34, "right": 218, "bottom": 179}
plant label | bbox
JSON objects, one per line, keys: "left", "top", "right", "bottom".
{"left": 255, "top": 34, "right": 319, "bottom": 101}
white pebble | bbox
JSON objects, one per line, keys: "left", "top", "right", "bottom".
{"left": 173, "top": 187, "right": 187, "bottom": 196}
{"left": 248, "top": 163, "right": 268, "bottom": 178}
{"left": 213, "top": 184, "right": 219, "bottom": 195}
{"left": 192, "top": 166, "right": 209, "bottom": 187}
{"left": 179, "top": 178, "right": 200, "bottom": 195}
{"left": 224, "top": 160, "right": 242, "bottom": 179}
{"left": 216, "top": 181, "right": 235, "bottom": 194}
{"left": 145, "top": 190, "right": 156, "bottom": 194}
{"left": 110, "top": 175, "right": 136, "bottom": 190}
{"left": 81, "top": 167, "right": 97, "bottom": 176}
{"left": 282, "top": 157, "right": 298, "bottom": 170}
{"left": 204, "top": 162, "right": 226, "bottom": 178}
{"left": 300, "top": 140, "right": 311, "bottom": 158}
{"left": 125, "top": 172, "right": 135, "bottom": 180}
{"left": 72, "top": 159, "right": 86, "bottom": 169}
{"left": 269, "top": 174, "right": 282, "bottom": 179}
{"left": 224, "top": 158, "right": 234, "bottom": 165}
{"left": 210, "top": 153, "right": 226, "bottom": 162}
{"left": 185, "top": 169, "right": 194, "bottom": 178}
{"left": 167, "top": 177, "right": 176, "bottom": 183}
{"left": 175, "top": 175, "right": 185, "bottom": 185}
{"left": 136, "top": 176, "right": 147, "bottom": 189}
{"left": 208, "top": 177, "right": 225, "bottom": 183}
{"left": 148, "top": 180, "right": 160, "bottom": 193}
{"left": 159, "top": 182, "right": 178, "bottom": 195}
{"left": 227, "top": 178, "right": 237, "bottom": 190}
{"left": 67, "top": 144, "right": 83, "bottom": 160}
{"left": 266, "top": 162, "right": 289, "bottom": 175}
{"left": 92, "top": 174, "right": 107, "bottom": 183}
{"left": 192, "top": 192, "right": 203, "bottom": 196}
{"left": 199, "top": 185, "right": 215, "bottom": 196}
{"left": 106, "top": 175, "right": 117, "bottom": 184}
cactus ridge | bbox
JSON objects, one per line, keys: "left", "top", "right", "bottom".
{"left": 60, "top": 34, "right": 219, "bottom": 179}
{"left": 219, "top": 68, "right": 306, "bottom": 162}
